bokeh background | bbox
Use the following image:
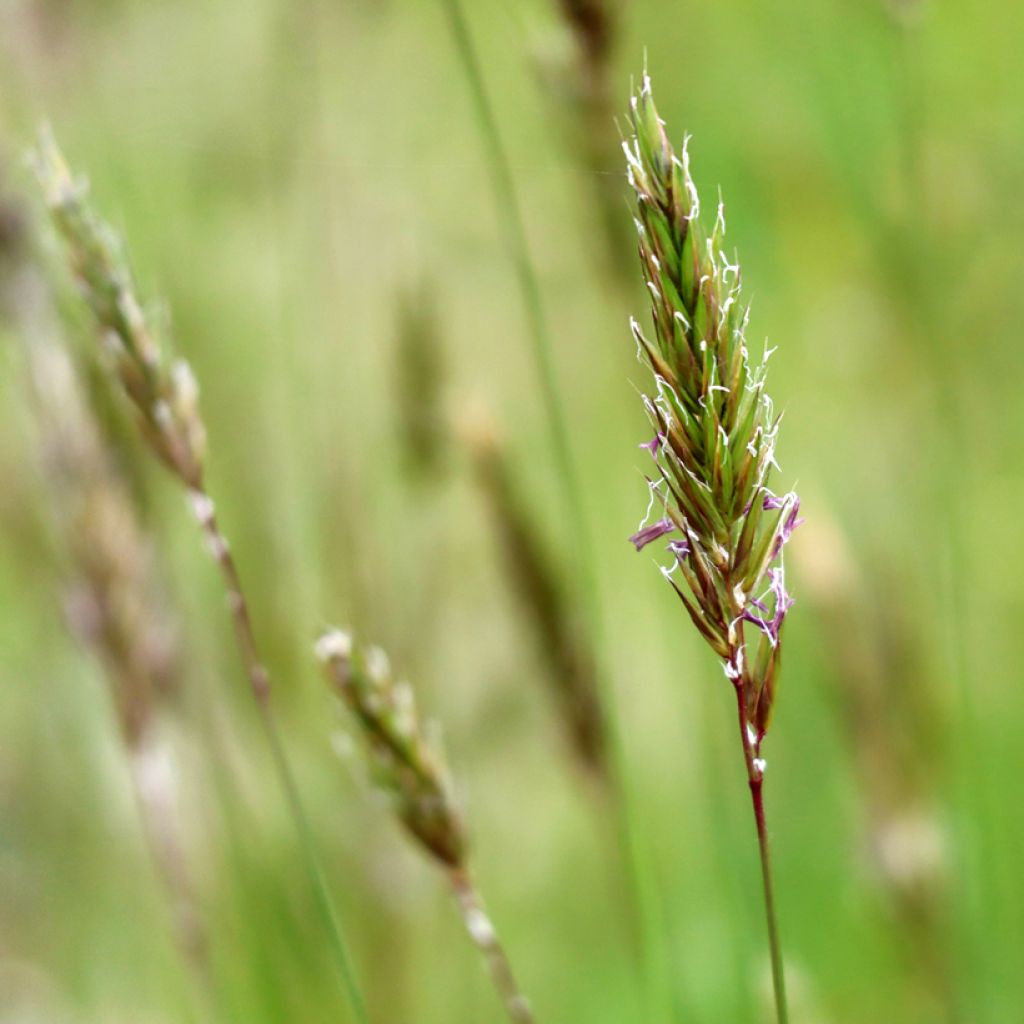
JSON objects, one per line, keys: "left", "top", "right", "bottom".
{"left": 1, "top": 1, "right": 1023, "bottom": 1022}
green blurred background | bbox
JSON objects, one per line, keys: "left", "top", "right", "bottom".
{"left": 1, "top": 0, "right": 1022, "bottom": 1021}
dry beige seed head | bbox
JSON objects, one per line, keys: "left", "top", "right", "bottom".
{"left": 29, "top": 132, "right": 368, "bottom": 1019}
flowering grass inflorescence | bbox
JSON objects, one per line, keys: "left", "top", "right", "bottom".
{"left": 2, "top": 184, "right": 209, "bottom": 991}
{"left": 624, "top": 76, "right": 802, "bottom": 745}
{"left": 624, "top": 74, "right": 802, "bottom": 1023}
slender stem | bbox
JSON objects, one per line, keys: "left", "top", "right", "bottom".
{"left": 751, "top": 780, "right": 787, "bottom": 1024}
{"left": 438, "top": 7, "right": 673, "bottom": 1018}
{"left": 447, "top": 867, "right": 535, "bottom": 1024}
{"left": 732, "top": 681, "right": 788, "bottom": 1024}
{"left": 189, "top": 488, "right": 369, "bottom": 1024}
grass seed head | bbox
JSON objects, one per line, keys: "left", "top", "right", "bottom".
{"left": 316, "top": 629, "right": 466, "bottom": 869}
{"left": 2, "top": 176, "right": 178, "bottom": 748}
{"left": 625, "top": 75, "right": 802, "bottom": 737}
{"left": 557, "top": 0, "right": 614, "bottom": 66}
{"left": 32, "top": 128, "right": 206, "bottom": 489}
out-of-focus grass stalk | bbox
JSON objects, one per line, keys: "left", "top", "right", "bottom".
{"left": 464, "top": 411, "right": 607, "bottom": 782}
{"left": 436, "top": 10, "right": 670, "bottom": 1020}
{"left": 317, "top": 630, "right": 535, "bottom": 1024}
{"left": 31, "top": 132, "right": 369, "bottom": 1024}
{"left": 794, "top": 506, "right": 954, "bottom": 1019}
{"left": 1, "top": 185, "right": 212, "bottom": 1009}
{"left": 393, "top": 276, "right": 608, "bottom": 782}
{"left": 539, "top": 0, "right": 630, "bottom": 278}
{"left": 437, "top": 0, "right": 586, "bottom": 558}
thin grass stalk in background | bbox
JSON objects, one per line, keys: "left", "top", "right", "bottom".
{"left": 624, "top": 74, "right": 805, "bottom": 1024}
{"left": 437, "top": 0, "right": 588, "bottom": 567}
{"left": 436, "top": 8, "right": 673, "bottom": 1018}
{"left": 1, "top": 187, "right": 212, "bottom": 1009}
{"left": 31, "top": 132, "right": 369, "bottom": 1024}
{"left": 316, "top": 630, "right": 535, "bottom": 1024}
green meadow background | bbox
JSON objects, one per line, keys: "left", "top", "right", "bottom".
{"left": 1, "top": 1, "right": 1022, "bottom": 1021}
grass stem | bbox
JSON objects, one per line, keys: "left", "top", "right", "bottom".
{"left": 439, "top": 7, "right": 675, "bottom": 1018}
{"left": 189, "top": 491, "right": 369, "bottom": 1024}
{"left": 447, "top": 867, "right": 536, "bottom": 1024}
{"left": 438, "top": 9, "right": 672, "bottom": 1018}
{"left": 732, "top": 681, "right": 789, "bottom": 1024}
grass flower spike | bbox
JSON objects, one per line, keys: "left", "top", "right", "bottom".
{"left": 317, "top": 630, "right": 535, "bottom": 1024}
{"left": 625, "top": 74, "right": 801, "bottom": 1022}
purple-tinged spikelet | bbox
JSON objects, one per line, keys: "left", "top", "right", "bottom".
{"left": 624, "top": 75, "right": 801, "bottom": 741}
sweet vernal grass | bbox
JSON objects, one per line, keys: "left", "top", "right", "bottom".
{"left": 316, "top": 630, "right": 535, "bottom": 1024}
{"left": 32, "top": 130, "right": 369, "bottom": 1024}
{"left": 624, "top": 75, "right": 803, "bottom": 1024}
